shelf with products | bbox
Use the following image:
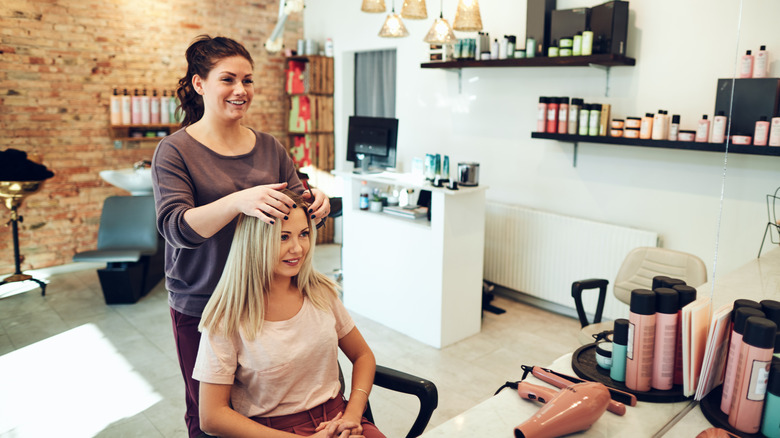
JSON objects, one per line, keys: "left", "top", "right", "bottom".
{"left": 420, "top": 54, "right": 636, "bottom": 69}
{"left": 531, "top": 132, "right": 780, "bottom": 167}
{"left": 109, "top": 124, "right": 180, "bottom": 142}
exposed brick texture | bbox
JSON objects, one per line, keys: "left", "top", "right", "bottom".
{"left": 0, "top": 0, "right": 303, "bottom": 274}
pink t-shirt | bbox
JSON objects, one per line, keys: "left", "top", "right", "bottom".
{"left": 193, "top": 293, "right": 355, "bottom": 418}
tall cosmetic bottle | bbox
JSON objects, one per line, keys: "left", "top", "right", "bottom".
{"left": 547, "top": 98, "right": 559, "bottom": 133}
{"left": 568, "top": 98, "right": 582, "bottom": 134}
{"left": 611, "top": 318, "right": 630, "bottom": 383}
{"left": 696, "top": 115, "right": 710, "bottom": 143}
{"left": 652, "top": 288, "right": 679, "bottom": 390}
{"left": 110, "top": 88, "right": 122, "bottom": 125}
{"left": 762, "top": 300, "right": 780, "bottom": 359}
{"left": 589, "top": 104, "right": 602, "bottom": 136}
{"left": 762, "top": 359, "right": 780, "bottom": 437}
{"left": 673, "top": 285, "right": 698, "bottom": 386}
{"left": 160, "top": 90, "right": 170, "bottom": 124}
{"left": 599, "top": 104, "right": 611, "bottom": 136}
{"left": 131, "top": 89, "right": 142, "bottom": 125}
{"left": 651, "top": 110, "right": 666, "bottom": 140}
{"left": 572, "top": 33, "right": 582, "bottom": 56}
{"left": 740, "top": 50, "right": 754, "bottom": 78}
{"left": 769, "top": 117, "right": 780, "bottom": 147}
{"left": 639, "top": 113, "right": 654, "bottom": 140}
{"left": 669, "top": 115, "right": 681, "bottom": 141}
{"left": 150, "top": 89, "right": 161, "bottom": 124}
{"left": 558, "top": 97, "right": 569, "bottom": 134}
{"left": 121, "top": 89, "right": 132, "bottom": 125}
{"left": 579, "top": 104, "right": 591, "bottom": 136}
{"left": 712, "top": 111, "right": 728, "bottom": 143}
{"left": 729, "top": 316, "right": 777, "bottom": 434}
{"left": 755, "top": 116, "right": 771, "bottom": 146}
{"left": 626, "top": 289, "right": 656, "bottom": 392}
{"left": 652, "top": 276, "right": 670, "bottom": 290}
{"left": 140, "top": 88, "right": 151, "bottom": 125}
{"left": 660, "top": 277, "right": 686, "bottom": 290}
{"left": 537, "top": 97, "right": 548, "bottom": 132}
{"left": 722, "top": 306, "right": 767, "bottom": 415}
{"left": 581, "top": 29, "right": 593, "bottom": 56}
{"left": 755, "top": 45, "right": 768, "bottom": 78}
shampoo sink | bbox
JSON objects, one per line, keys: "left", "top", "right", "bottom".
{"left": 100, "top": 168, "right": 153, "bottom": 196}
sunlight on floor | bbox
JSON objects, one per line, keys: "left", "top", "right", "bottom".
{"left": 0, "top": 323, "right": 161, "bottom": 436}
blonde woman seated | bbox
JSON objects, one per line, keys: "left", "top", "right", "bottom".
{"left": 194, "top": 190, "right": 385, "bottom": 438}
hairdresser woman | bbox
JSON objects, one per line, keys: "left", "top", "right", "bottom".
{"left": 152, "top": 35, "right": 329, "bottom": 438}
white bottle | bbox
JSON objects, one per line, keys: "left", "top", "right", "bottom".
{"left": 150, "top": 90, "right": 161, "bottom": 124}
{"left": 651, "top": 110, "right": 666, "bottom": 140}
{"left": 120, "top": 89, "right": 132, "bottom": 125}
{"left": 160, "top": 90, "right": 170, "bottom": 124}
{"left": 695, "top": 115, "right": 710, "bottom": 143}
{"left": 769, "top": 117, "right": 780, "bottom": 147}
{"left": 711, "top": 111, "right": 728, "bottom": 143}
{"left": 754, "top": 45, "right": 768, "bottom": 78}
{"left": 140, "top": 88, "right": 151, "bottom": 125}
{"left": 491, "top": 39, "right": 499, "bottom": 60}
{"left": 110, "top": 88, "right": 122, "bottom": 125}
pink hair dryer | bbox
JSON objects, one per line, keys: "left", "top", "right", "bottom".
{"left": 514, "top": 381, "right": 611, "bottom": 438}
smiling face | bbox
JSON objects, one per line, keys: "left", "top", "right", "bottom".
{"left": 273, "top": 208, "right": 311, "bottom": 280}
{"left": 192, "top": 55, "right": 254, "bottom": 122}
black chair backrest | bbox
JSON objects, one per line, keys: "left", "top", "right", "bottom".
{"left": 96, "top": 195, "right": 158, "bottom": 254}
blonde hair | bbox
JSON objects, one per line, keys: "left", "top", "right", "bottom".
{"left": 199, "top": 189, "right": 338, "bottom": 340}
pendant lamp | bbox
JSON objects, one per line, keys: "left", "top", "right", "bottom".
{"left": 401, "top": 0, "right": 427, "bottom": 19}
{"left": 379, "top": 1, "right": 409, "bottom": 38}
{"left": 424, "top": 0, "right": 455, "bottom": 44}
{"left": 361, "top": 0, "right": 386, "bottom": 13}
{"left": 453, "top": 0, "right": 482, "bottom": 32}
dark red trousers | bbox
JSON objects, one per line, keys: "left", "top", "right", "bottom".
{"left": 170, "top": 307, "right": 204, "bottom": 438}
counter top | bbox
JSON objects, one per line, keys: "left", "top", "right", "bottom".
{"left": 333, "top": 170, "right": 488, "bottom": 195}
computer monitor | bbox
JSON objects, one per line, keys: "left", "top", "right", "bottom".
{"left": 346, "top": 116, "right": 398, "bottom": 172}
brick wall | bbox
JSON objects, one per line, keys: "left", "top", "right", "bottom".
{"left": 0, "top": 0, "right": 303, "bottom": 273}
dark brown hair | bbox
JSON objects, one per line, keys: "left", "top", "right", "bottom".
{"left": 176, "top": 35, "right": 254, "bottom": 127}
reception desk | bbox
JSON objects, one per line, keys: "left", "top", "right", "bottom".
{"left": 336, "top": 171, "right": 488, "bottom": 348}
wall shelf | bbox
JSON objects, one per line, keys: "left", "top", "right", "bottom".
{"left": 531, "top": 132, "right": 780, "bottom": 167}
{"left": 421, "top": 54, "right": 636, "bottom": 69}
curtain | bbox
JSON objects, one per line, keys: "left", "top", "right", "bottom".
{"left": 354, "top": 49, "right": 396, "bottom": 117}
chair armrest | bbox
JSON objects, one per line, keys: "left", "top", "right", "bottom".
{"left": 373, "top": 365, "right": 438, "bottom": 438}
{"left": 571, "top": 278, "right": 610, "bottom": 328}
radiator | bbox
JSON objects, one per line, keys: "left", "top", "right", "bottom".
{"left": 484, "top": 202, "right": 659, "bottom": 321}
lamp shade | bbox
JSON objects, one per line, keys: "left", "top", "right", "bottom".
{"left": 453, "top": 0, "right": 483, "bottom": 32}
{"left": 423, "top": 17, "right": 456, "bottom": 44}
{"left": 401, "top": 0, "right": 427, "bottom": 19}
{"left": 361, "top": 0, "right": 386, "bottom": 13}
{"left": 379, "top": 12, "right": 410, "bottom": 38}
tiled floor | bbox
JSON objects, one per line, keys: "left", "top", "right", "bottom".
{"left": 0, "top": 244, "right": 582, "bottom": 437}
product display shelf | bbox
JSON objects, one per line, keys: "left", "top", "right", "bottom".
{"left": 109, "top": 123, "right": 180, "bottom": 142}
{"left": 532, "top": 132, "right": 780, "bottom": 166}
{"left": 420, "top": 54, "right": 636, "bottom": 69}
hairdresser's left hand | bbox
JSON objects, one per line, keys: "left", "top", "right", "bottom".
{"left": 304, "top": 188, "right": 330, "bottom": 221}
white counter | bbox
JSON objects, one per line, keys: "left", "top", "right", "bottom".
{"left": 336, "top": 171, "right": 488, "bottom": 348}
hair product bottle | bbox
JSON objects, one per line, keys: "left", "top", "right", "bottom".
{"left": 579, "top": 104, "right": 591, "bottom": 136}
{"left": 651, "top": 110, "right": 666, "bottom": 140}
{"left": 762, "top": 359, "right": 780, "bottom": 437}
{"left": 652, "top": 288, "right": 679, "bottom": 390}
{"left": 160, "top": 90, "right": 170, "bottom": 124}
{"left": 611, "top": 318, "right": 630, "bottom": 383}
{"left": 150, "top": 90, "right": 161, "bottom": 124}
{"left": 140, "top": 88, "right": 151, "bottom": 125}
{"left": 599, "top": 104, "right": 611, "bottom": 136}
{"left": 740, "top": 50, "right": 755, "bottom": 78}
{"left": 729, "top": 317, "right": 777, "bottom": 434}
{"left": 755, "top": 45, "right": 769, "bottom": 78}
{"left": 696, "top": 115, "right": 710, "bottom": 142}
{"left": 110, "top": 88, "right": 122, "bottom": 125}
{"left": 581, "top": 29, "right": 593, "bottom": 56}
{"left": 769, "top": 117, "right": 780, "bottom": 147}
{"left": 639, "top": 113, "right": 654, "bottom": 140}
{"left": 722, "top": 306, "right": 766, "bottom": 415}
{"left": 558, "top": 97, "right": 569, "bottom": 134}
{"left": 170, "top": 91, "right": 179, "bottom": 123}
{"left": 572, "top": 33, "right": 582, "bottom": 56}
{"left": 547, "top": 98, "right": 559, "bottom": 133}
{"left": 131, "top": 89, "right": 142, "bottom": 125}
{"left": 652, "top": 275, "right": 670, "bottom": 290}
{"left": 568, "top": 98, "right": 582, "bottom": 134}
{"left": 588, "top": 104, "right": 602, "bottom": 136}
{"left": 673, "top": 285, "right": 698, "bottom": 386}
{"left": 712, "top": 111, "right": 728, "bottom": 143}
{"left": 626, "top": 289, "right": 656, "bottom": 392}
{"left": 537, "top": 97, "right": 548, "bottom": 133}
{"left": 755, "top": 116, "right": 771, "bottom": 146}
{"left": 669, "top": 115, "right": 681, "bottom": 141}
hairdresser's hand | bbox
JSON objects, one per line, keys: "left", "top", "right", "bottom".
{"left": 303, "top": 187, "right": 330, "bottom": 221}
{"left": 232, "top": 182, "right": 295, "bottom": 225}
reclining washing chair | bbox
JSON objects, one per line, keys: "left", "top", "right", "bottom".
{"left": 73, "top": 195, "right": 164, "bottom": 304}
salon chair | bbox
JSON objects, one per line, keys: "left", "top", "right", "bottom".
{"left": 339, "top": 363, "right": 438, "bottom": 437}
{"left": 571, "top": 246, "right": 707, "bottom": 345}
{"left": 73, "top": 195, "right": 164, "bottom": 304}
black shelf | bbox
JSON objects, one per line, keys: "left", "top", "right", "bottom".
{"left": 531, "top": 132, "right": 780, "bottom": 157}
{"left": 421, "top": 54, "right": 636, "bottom": 69}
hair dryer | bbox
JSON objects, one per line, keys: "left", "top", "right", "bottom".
{"left": 514, "top": 381, "right": 611, "bottom": 438}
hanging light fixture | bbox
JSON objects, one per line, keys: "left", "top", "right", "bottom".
{"left": 453, "top": 0, "right": 482, "bottom": 32}
{"left": 401, "top": 0, "right": 427, "bottom": 19}
{"left": 361, "top": 0, "right": 386, "bottom": 13}
{"left": 424, "top": 0, "right": 455, "bottom": 44}
{"left": 379, "top": 1, "right": 409, "bottom": 38}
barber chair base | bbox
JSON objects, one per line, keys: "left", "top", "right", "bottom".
{"left": 97, "top": 261, "right": 149, "bottom": 305}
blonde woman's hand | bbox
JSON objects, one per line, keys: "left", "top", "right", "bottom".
{"left": 313, "top": 412, "right": 363, "bottom": 438}
{"left": 231, "top": 182, "right": 294, "bottom": 224}
{"left": 303, "top": 188, "right": 330, "bottom": 221}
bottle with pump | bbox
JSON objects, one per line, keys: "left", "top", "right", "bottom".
{"left": 537, "top": 97, "right": 548, "bottom": 132}
{"left": 359, "top": 181, "right": 370, "bottom": 211}
{"left": 579, "top": 104, "right": 591, "bottom": 136}
{"left": 150, "top": 89, "right": 161, "bottom": 124}
{"left": 547, "top": 98, "right": 559, "bottom": 133}
{"left": 558, "top": 97, "right": 569, "bottom": 134}
{"left": 754, "top": 45, "right": 768, "bottom": 78}
{"left": 711, "top": 111, "right": 728, "bottom": 143}
{"left": 568, "top": 98, "right": 582, "bottom": 134}
{"left": 160, "top": 90, "right": 170, "bottom": 124}
{"left": 121, "top": 89, "right": 132, "bottom": 125}
{"left": 110, "top": 88, "right": 122, "bottom": 125}
{"left": 740, "top": 50, "right": 754, "bottom": 78}
{"left": 588, "top": 104, "right": 601, "bottom": 136}
{"left": 626, "top": 289, "right": 656, "bottom": 392}
{"left": 696, "top": 115, "right": 710, "bottom": 142}
{"left": 669, "top": 115, "right": 681, "bottom": 141}
{"left": 755, "top": 116, "right": 771, "bottom": 146}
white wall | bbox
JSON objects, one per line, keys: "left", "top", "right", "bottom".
{"left": 304, "top": 0, "right": 780, "bottom": 281}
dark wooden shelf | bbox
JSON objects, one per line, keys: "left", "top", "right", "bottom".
{"left": 288, "top": 131, "right": 334, "bottom": 135}
{"left": 531, "top": 132, "right": 780, "bottom": 157}
{"left": 421, "top": 54, "right": 636, "bottom": 69}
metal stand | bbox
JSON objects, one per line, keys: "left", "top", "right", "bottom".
{"left": 1, "top": 181, "right": 47, "bottom": 296}
{"left": 758, "top": 186, "right": 780, "bottom": 258}
{"left": 1, "top": 205, "right": 46, "bottom": 295}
